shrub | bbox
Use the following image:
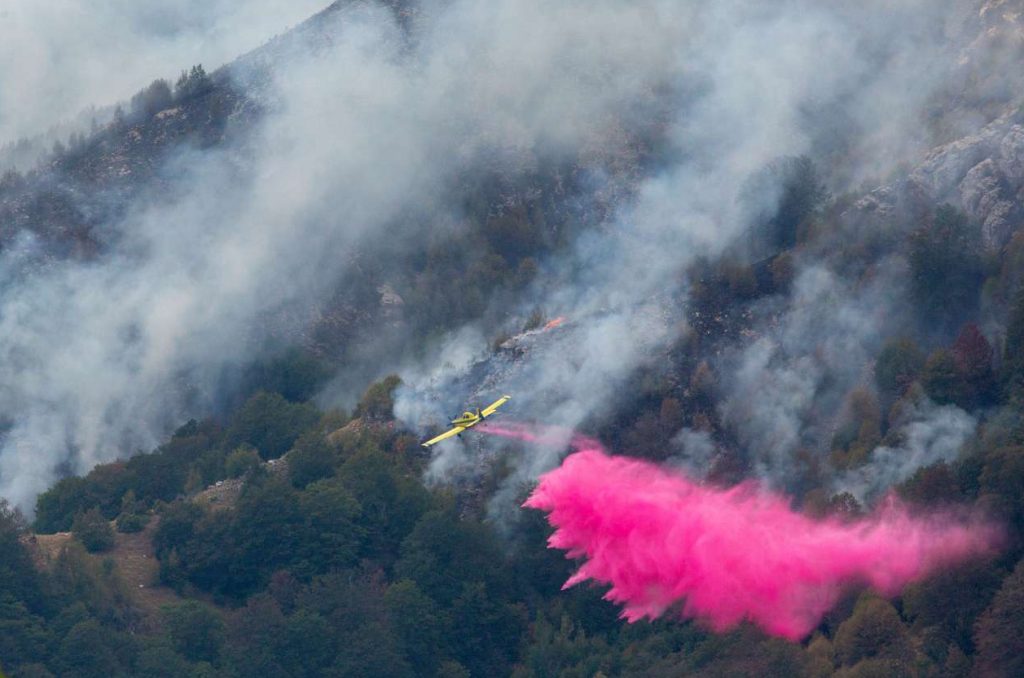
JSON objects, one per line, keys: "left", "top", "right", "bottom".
{"left": 875, "top": 338, "right": 924, "bottom": 401}
{"left": 225, "top": 392, "right": 319, "bottom": 460}
{"left": 225, "top": 446, "right": 262, "bottom": 478}
{"left": 355, "top": 375, "right": 402, "bottom": 421}
{"left": 115, "top": 513, "right": 149, "bottom": 534}
{"left": 71, "top": 508, "right": 115, "bottom": 553}
{"left": 288, "top": 433, "right": 338, "bottom": 488}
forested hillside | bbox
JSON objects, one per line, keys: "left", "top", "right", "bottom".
{"left": 4, "top": 315, "right": 1024, "bottom": 677}
{"left": 4, "top": 0, "right": 1024, "bottom": 676}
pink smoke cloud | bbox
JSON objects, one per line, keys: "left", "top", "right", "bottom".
{"left": 482, "top": 422, "right": 1001, "bottom": 640}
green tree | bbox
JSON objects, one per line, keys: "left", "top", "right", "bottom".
{"left": 902, "top": 560, "right": 1002, "bottom": 653}
{"left": 152, "top": 501, "right": 203, "bottom": 559}
{"left": 519, "top": 613, "right": 613, "bottom": 678}
{"left": 49, "top": 544, "right": 133, "bottom": 633}
{"left": 840, "top": 658, "right": 912, "bottom": 677}
{"left": 951, "top": 322, "right": 996, "bottom": 407}
{"left": 295, "top": 478, "right": 363, "bottom": 575}
{"left": 125, "top": 429, "right": 214, "bottom": 505}
{"left": 768, "top": 155, "right": 829, "bottom": 249}
{"left": 921, "top": 349, "right": 965, "bottom": 406}
{"left": 974, "top": 559, "right": 1024, "bottom": 677}
{"left": 114, "top": 512, "right": 149, "bottom": 534}
{"left": 71, "top": 509, "right": 114, "bottom": 553}
{"left": 395, "top": 509, "right": 508, "bottom": 606}
{"left": 288, "top": 433, "right": 338, "bottom": 488}
{"left": 329, "top": 624, "right": 413, "bottom": 678}
{"left": 174, "top": 65, "right": 212, "bottom": 101}
{"left": 225, "top": 595, "right": 287, "bottom": 676}
{"left": 831, "top": 388, "right": 882, "bottom": 470}
{"left": 449, "top": 582, "right": 527, "bottom": 677}
{"left": 908, "top": 205, "right": 984, "bottom": 329}
{"left": 875, "top": 338, "right": 925, "bottom": 401}
{"left": 385, "top": 580, "right": 451, "bottom": 674}
{"left": 132, "top": 638, "right": 192, "bottom": 678}
{"left": 0, "top": 501, "right": 46, "bottom": 613}
{"left": 226, "top": 476, "right": 305, "bottom": 595}
{"left": 0, "top": 598, "right": 51, "bottom": 670}
{"left": 55, "top": 620, "right": 122, "bottom": 678}
{"left": 979, "top": 446, "right": 1024, "bottom": 533}
{"left": 129, "top": 79, "right": 173, "bottom": 119}
{"left": 355, "top": 375, "right": 402, "bottom": 421}
{"left": 834, "top": 595, "right": 910, "bottom": 667}
{"left": 278, "top": 610, "right": 335, "bottom": 677}
{"left": 34, "top": 477, "right": 92, "bottom": 533}
{"left": 243, "top": 348, "right": 330, "bottom": 403}
{"left": 338, "top": 447, "right": 431, "bottom": 566}
{"left": 10, "top": 664, "right": 54, "bottom": 678}
{"left": 486, "top": 209, "right": 544, "bottom": 261}
{"left": 162, "top": 601, "right": 225, "bottom": 664}
{"left": 296, "top": 572, "right": 412, "bottom": 678}
{"left": 225, "top": 391, "right": 319, "bottom": 460}
{"left": 1002, "top": 286, "right": 1024, "bottom": 396}
{"left": 436, "top": 661, "right": 471, "bottom": 678}
{"left": 191, "top": 447, "right": 230, "bottom": 489}
{"left": 897, "top": 462, "right": 963, "bottom": 506}
{"left": 115, "top": 490, "right": 148, "bottom": 533}
{"left": 224, "top": 446, "right": 261, "bottom": 479}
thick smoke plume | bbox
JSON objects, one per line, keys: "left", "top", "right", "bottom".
{"left": 0, "top": 0, "right": 327, "bottom": 148}
{"left": 494, "top": 424, "right": 1001, "bottom": 640}
{"left": 396, "top": 0, "right": 1000, "bottom": 502}
{"left": 0, "top": 0, "right": 698, "bottom": 509}
{"left": 3, "top": 0, "right": 1018, "bottom": 512}
{"left": 835, "top": 398, "right": 977, "bottom": 502}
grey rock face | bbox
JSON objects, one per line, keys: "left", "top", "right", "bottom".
{"left": 953, "top": 118, "right": 1024, "bottom": 249}
{"left": 960, "top": 156, "right": 1020, "bottom": 247}
{"left": 841, "top": 1, "right": 1024, "bottom": 249}
{"left": 856, "top": 110, "right": 1024, "bottom": 251}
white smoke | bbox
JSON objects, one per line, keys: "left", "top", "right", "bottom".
{"left": 835, "top": 398, "right": 977, "bottom": 501}
{"left": 391, "top": 0, "right": 1002, "bottom": 496}
{"left": 0, "top": 0, "right": 1013, "bottom": 512}
{"left": 0, "top": 0, "right": 715, "bottom": 509}
{"left": 0, "top": 0, "right": 329, "bottom": 146}
{"left": 717, "top": 262, "right": 913, "bottom": 485}
{"left": 670, "top": 428, "right": 718, "bottom": 478}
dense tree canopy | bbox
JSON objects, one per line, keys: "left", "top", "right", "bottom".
{"left": 908, "top": 205, "right": 985, "bottom": 332}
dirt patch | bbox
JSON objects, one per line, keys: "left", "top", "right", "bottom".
{"left": 113, "top": 517, "right": 183, "bottom": 616}
{"left": 193, "top": 476, "right": 245, "bottom": 511}
{"left": 192, "top": 456, "right": 289, "bottom": 511}
{"left": 327, "top": 417, "right": 395, "bottom": 446}
{"left": 27, "top": 518, "right": 183, "bottom": 620}
{"left": 22, "top": 458, "right": 297, "bottom": 622}
{"left": 25, "top": 531, "right": 72, "bottom": 568}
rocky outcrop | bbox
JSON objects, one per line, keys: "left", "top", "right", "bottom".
{"left": 908, "top": 110, "right": 1024, "bottom": 249}
{"left": 849, "top": 107, "right": 1024, "bottom": 250}
{"left": 842, "top": 1, "right": 1024, "bottom": 249}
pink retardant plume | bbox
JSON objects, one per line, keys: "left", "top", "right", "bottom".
{"left": 481, "top": 422, "right": 1001, "bottom": 640}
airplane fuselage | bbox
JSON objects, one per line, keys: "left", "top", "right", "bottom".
{"left": 421, "top": 395, "right": 510, "bottom": 449}
{"left": 451, "top": 408, "right": 483, "bottom": 427}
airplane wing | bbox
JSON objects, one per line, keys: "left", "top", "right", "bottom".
{"left": 481, "top": 395, "right": 511, "bottom": 417}
{"left": 421, "top": 425, "right": 466, "bottom": 448}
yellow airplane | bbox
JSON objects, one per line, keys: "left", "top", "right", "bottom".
{"left": 421, "top": 395, "right": 511, "bottom": 448}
